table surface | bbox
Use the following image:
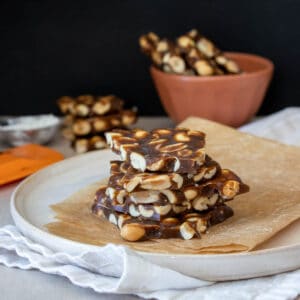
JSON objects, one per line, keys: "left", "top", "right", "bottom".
{"left": 0, "top": 117, "right": 174, "bottom": 300}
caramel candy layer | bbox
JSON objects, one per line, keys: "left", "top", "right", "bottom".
{"left": 105, "top": 128, "right": 206, "bottom": 173}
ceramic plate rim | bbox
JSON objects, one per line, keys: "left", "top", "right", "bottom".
{"left": 10, "top": 150, "right": 300, "bottom": 259}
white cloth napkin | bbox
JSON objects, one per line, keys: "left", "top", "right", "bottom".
{"left": 1, "top": 225, "right": 300, "bottom": 300}
{"left": 240, "top": 107, "right": 300, "bottom": 146}
{"left": 0, "top": 107, "right": 300, "bottom": 300}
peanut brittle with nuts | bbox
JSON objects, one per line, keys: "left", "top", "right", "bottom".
{"left": 161, "top": 49, "right": 187, "bottom": 74}
{"left": 106, "top": 168, "right": 248, "bottom": 205}
{"left": 105, "top": 185, "right": 220, "bottom": 207}
{"left": 57, "top": 94, "right": 139, "bottom": 154}
{"left": 57, "top": 94, "right": 95, "bottom": 115}
{"left": 57, "top": 96, "right": 76, "bottom": 115}
{"left": 57, "top": 94, "right": 124, "bottom": 117}
{"left": 72, "top": 110, "right": 137, "bottom": 136}
{"left": 108, "top": 158, "right": 220, "bottom": 192}
{"left": 139, "top": 32, "right": 160, "bottom": 55}
{"left": 92, "top": 126, "right": 249, "bottom": 242}
{"left": 139, "top": 28, "right": 242, "bottom": 76}
{"left": 185, "top": 48, "right": 218, "bottom": 76}
{"left": 72, "top": 135, "right": 107, "bottom": 154}
{"left": 92, "top": 187, "right": 233, "bottom": 241}
{"left": 95, "top": 186, "right": 223, "bottom": 221}
{"left": 91, "top": 95, "right": 124, "bottom": 116}
{"left": 214, "top": 54, "right": 241, "bottom": 74}
{"left": 105, "top": 128, "right": 206, "bottom": 173}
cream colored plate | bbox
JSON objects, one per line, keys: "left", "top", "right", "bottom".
{"left": 10, "top": 150, "right": 300, "bottom": 281}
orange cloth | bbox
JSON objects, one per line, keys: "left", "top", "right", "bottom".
{"left": 0, "top": 144, "right": 64, "bottom": 186}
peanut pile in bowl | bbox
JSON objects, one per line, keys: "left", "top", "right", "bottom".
{"left": 139, "top": 29, "right": 241, "bottom": 76}
{"left": 92, "top": 128, "right": 249, "bottom": 242}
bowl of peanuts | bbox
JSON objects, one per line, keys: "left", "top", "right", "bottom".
{"left": 140, "top": 30, "right": 274, "bottom": 127}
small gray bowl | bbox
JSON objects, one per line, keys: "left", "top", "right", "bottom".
{"left": 0, "top": 115, "right": 61, "bottom": 147}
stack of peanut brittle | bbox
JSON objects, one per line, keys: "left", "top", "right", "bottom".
{"left": 57, "top": 94, "right": 137, "bottom": 153}
{"left": 92, "top": 128, "right": 249, "bottom": 241}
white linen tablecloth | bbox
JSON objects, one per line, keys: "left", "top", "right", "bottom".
{"left": 0, "top": 108, "right": 300, "bottom": 300}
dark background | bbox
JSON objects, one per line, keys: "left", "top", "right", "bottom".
{"left": 0, "top": 0, "right": 299, "bottom": 116}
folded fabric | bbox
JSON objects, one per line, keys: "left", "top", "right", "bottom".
{"left": 0, "top": 107, "right": 300, "bottom": 300}
{"left": 0, "top": 225, "right": 300, "bottom": 300}
{"left": 0, "top": 225, "right": 209, "bottom": 294}
{"left": 240, "top": 107, "right": 300, "bottom": 146}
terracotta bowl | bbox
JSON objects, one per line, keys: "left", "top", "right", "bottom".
{"left": 150, "top": 52, "right": 274, "bottom": 127}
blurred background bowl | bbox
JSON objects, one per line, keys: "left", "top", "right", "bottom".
{"left": 150, "top": 52, "right": 274, "bottom": 127}
{"left": 0, "top": 116, "right": 60, "bottom": 147}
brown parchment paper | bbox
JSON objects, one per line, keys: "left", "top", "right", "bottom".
{"left": 46, "top": 117, "right": 300, "bottom": 254}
